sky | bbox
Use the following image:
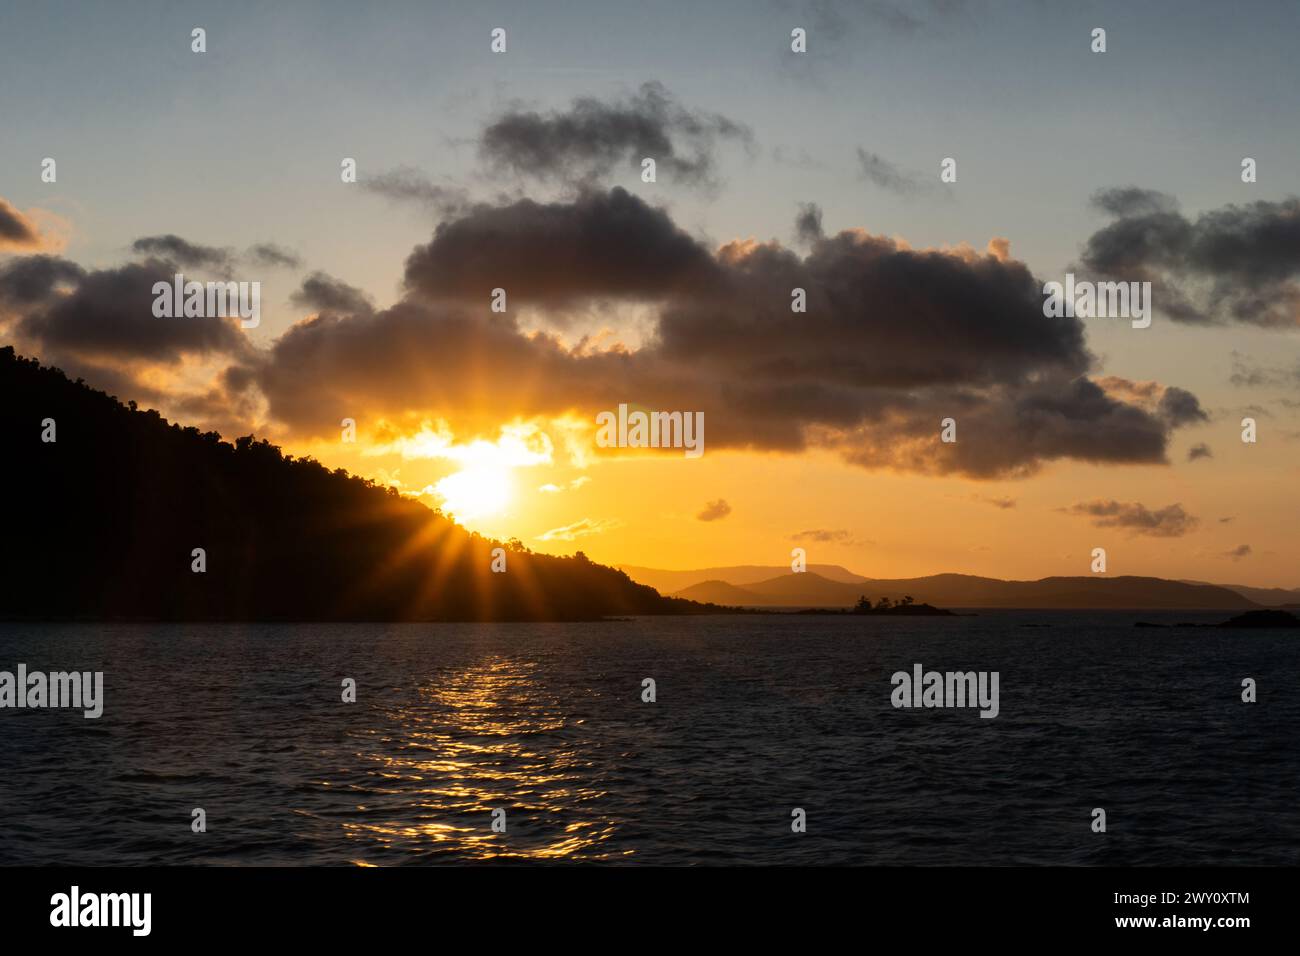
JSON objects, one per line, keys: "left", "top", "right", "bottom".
{"left": 2, "top": 0, "right": 1299, "bottom": 586}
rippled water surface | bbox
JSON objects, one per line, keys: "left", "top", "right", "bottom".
{"left": 1, "top": 612, "right": 1296, "bottom": 865}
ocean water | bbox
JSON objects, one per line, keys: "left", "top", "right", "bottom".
{"left": 0, "top": 612, "right": 1296, "bottom": 866}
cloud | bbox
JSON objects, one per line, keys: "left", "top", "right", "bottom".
{"left": 131, "top": 235, "right": 304, "bottom": 274}
{"left": 970, "top": 494, "right": 1016, "bottom": 509}
{"left": 1079, "top": 189, "right": 1300, "bottom": 327}
{"left": 247, "top": 243, "right": 302, "bottom": 269}
{"left": 855, "top": 148, "right": 927, "bottom": 196}
{"left": 1094, "top": 376, "right": 1209, "bottom": 427}
{"left": 776, "top": 0, "right": 972, "bottom": 76}
{"left": 791, "top": 528, "right": 855, "bottom": 542}
{"left": 696, "top": 498, "right": 732, "bottom": 521}
{"left": 0, "top": 196, "right": 60, "bottom": 252}
{"left": 229, "top": 187, "right": 1204, "bottom": 478}
{"left": 132, "top": 234, "right": 233, "bottom": 272}
{"left": 535, "top": 517, "right": 621, "bottom": 542}
{"left": 478, "top": 82, "right": 754, "bottom": 187}
{"left": 401, "top": 186, "right": 719, "bottom": 308}
{"left": 1064, "top": 499, "right": 1199, "bottom": 537}
{"left": 1187, "top": 442, "right": 1213, "bottom": 461}
{"left": 291, "top": 272, "right": 374, "bottom": 315}
{"left": 1229, "top": 350, "right": 1298, "bottom": 388}
{"left": 362, "top": 166, "right": 471, "bottom": 217}
{"left": 1090, "top": 187, "right": 1179, "bottom": 218}
{"left": 0, "top": 254, "right": 85, "bottom": 306}
{"left": 538, "top": 476, "right": 591, "bottom": 494}
{"left": 5, "top": 256, "right": 251, "bottom": 364}
{"left": 1221, "top": 544, "right": 1252, "bottom": 559}
{"left": 795, "top": 202, "right": 824, "bottom": 244}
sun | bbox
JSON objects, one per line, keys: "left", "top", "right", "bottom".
{"left": 435, "top": 464, "right": 512, "bottom": 521}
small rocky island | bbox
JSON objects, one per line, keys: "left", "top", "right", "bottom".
{"left": 796, "top": 595, "right": 955, "bottom": 616}
{"left": 1218, "top": 609, "right": 1300, "bottom": 628}
{"left": 853, "top": 595, "right": 954, "bottom": 616}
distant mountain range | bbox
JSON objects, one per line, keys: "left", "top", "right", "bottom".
{"left": 619, "top": 563, "right": 867, "bottom": 593}
{"left": 621, "top": 565, "right": 1280, "bottom": 610}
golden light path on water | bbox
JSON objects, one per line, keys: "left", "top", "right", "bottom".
{"left": 333, "top": 656, "right": 626, "bottom": 863}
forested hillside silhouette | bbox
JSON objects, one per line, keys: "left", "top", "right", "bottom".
{"left": 1, "top": 347, "right": 706, "bottom": 621}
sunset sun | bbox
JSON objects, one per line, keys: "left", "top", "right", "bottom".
{"left": 434, "top": 465, "right": 513, "bottom": 521}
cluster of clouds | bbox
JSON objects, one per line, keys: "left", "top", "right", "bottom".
{"left": 131, "top": 234, "right": 302, "bottom": 274}
{"left": 1063, "top": 499, "right": 1199, "bottom": 538}
{"left": 1079, "top": 187, "right": 1300, "bottom": 328}
{"left": 479, "top": 81, "right": 754, "bottom": 189}
{"left": 8, "top": 83, "right": 1282, "bottom": 495}
{"left": 1058, "top": 500, "right": 1250, "bottom": 559}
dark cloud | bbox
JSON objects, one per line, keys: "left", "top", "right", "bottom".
{"left": 1090, "top": 187, "right": 1179, "bottom": 218}
{"left": 291, "top": 272, "right": 374, "bottom": 315}
{"left": 479, "top": 82, "right": 753, "bottom": 187}
{"left": 830, "top": 375, "right": 1179, "bottom": 478}
{"left": 1064, "top": 500, "right": 1199, "bottom": 538}
{"left": 402, "top": 187, "right": 719, "bottom": 307}
{"left": 856, "top": 148, "right": 927, "bottom": 196}
{"left": 1221, "top": 544, "right": 1252, "bottom": 559}
{"left": 696, "top": 499, "right": 732, "bottom": 522}
{"left": 247, "top": 243, "right": 302, "bottom": 269}
{"left": 236, "top": 187, "right": 1203, "bottom": 478}
{"left": 1187, "top": 442, "right": 1213, "bottom": 461}
{"left": 795, "top": 202, "right": 824, "bottom": 244}
{"left": 0, "top": 197, "right": 45, "bottom": 250}
{"left": 132, "top": 235, "right": 304, "bottom": 273}
{"left": 1158, "top": 386, "right": 1209, "bottom": 426}
{"left": 132, "top": 234, "right": 233, "bottom": 272}
{"left": 362, "top": 167, "right": 471, "bottom": 217}
{"left": 7, "top": 259, "right": 251, "bottom": 364}
{"left": 0, "top": 255, "right": 85, "bottom": 307}
{"left": 1079, "top": 189, "right": 1300, "bottom": 327}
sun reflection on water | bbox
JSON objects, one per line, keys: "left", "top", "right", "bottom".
{"left": 330, "top": 656, "right": 624, "bottom": 863}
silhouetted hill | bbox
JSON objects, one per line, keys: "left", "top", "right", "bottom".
{"left": 673, "top": 571, "right": 1257, "bottom": 610}
{"left": 671, "top": 579, "right": 766, "bottom": 605}
{"left": 1179, "top": 580, "right": 1300, "bottom": 607}
{"left": 0, "top": 347, "right": 707, "bottom": 622}
{"left": 618, "top": 563, "right": 866, "bottom": 593}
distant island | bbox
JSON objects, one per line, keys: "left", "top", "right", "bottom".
{"left": 1135, "top": 609, "right": 1300, "bottom": 629}
{"left": 795, "top": 595, "right": 955, "bottom": 616}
